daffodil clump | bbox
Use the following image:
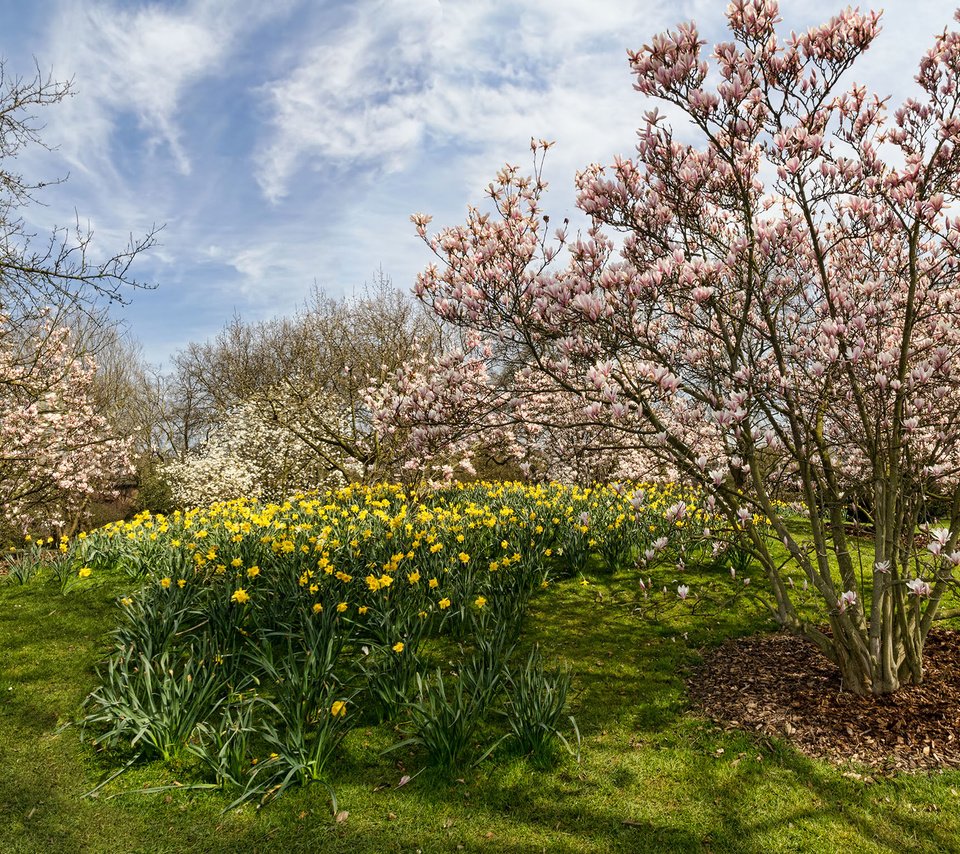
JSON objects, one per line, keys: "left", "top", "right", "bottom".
{"left": 73, "top": 481, "right": 713, "bottom": 804}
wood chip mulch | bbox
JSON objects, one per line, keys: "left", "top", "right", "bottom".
{"left": 687, "top": 629, "right": 960, "bottom": 774}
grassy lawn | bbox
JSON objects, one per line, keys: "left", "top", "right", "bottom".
{"left": 2, "top": 566, "right": 960, "bottom": 854}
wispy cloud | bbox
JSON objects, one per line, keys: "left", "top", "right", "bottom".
{"left": 3, "top": 0, "right": 959, "bottom": 368}
{"left": 254, "top": 0, "right": 439, "bottom": 202}
{"left": 254, "top": 0, "right": 686, "bottom": 204}
{"left": 45, "top": 0, "right": 247, "bottom": 177}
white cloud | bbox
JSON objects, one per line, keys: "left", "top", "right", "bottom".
{"left": 44, "top": 0, "right": 248, "bottom": 178}
{"left": 203, "top": 238, "right": 314, "bottom": 299}
{"left": 255, "top": 0, "right": 441, "bottom": 201}
{"left": 254, "top": 0, "right": 685, "bottom": 203}
{"left": 8, "top": 0, "right": 960, "bottom": 369}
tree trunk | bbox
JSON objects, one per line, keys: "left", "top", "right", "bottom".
{"left": 829, "top": 629, "right": 924, "bottom": 696}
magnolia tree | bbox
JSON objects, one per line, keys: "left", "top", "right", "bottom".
{"left": 371, "top": 350, "right": 672, "bottom": 484}
{"left": 0, "top": 316, "right": 132, "bottom": 538}
{"left": 406, "top": 2, "right": 960, "bottom": 694}
{"left": 0, "top": 63, "right": 154, "bottom": 538}
{"left": 366, "top": 338, "right": 522, "bottom": 483}
{"left": 507, "top": 366, "right": 681, "bottom": 483}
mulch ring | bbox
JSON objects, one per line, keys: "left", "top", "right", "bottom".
{"left": 688, "top": 629, "right": 960, "bottom": 774}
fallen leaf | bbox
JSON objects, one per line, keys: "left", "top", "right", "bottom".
{"left": 335, "top": 810, "right": 349, "bottom": 824}
{"left": 397, "top": 774, "right": 411, "bottom": 788}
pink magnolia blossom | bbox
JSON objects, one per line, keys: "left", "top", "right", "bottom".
{"left": 401, "top": 2, "right": 960, "bottom": 693}
{"left": 0, "top": 316, "right": 133, "bottom": 536}
{"left": 837, "top": 590, "right": 858, "bottom": 614}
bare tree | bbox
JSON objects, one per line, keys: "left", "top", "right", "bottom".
{"left": 0, "top": 61, "right": 159, "bottom": 320}
{"left": 162, "top": 271, "right": 443, "bottom": 486}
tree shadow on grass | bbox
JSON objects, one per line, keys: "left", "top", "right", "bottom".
{"left": 3, "top": 574, "right": 959, "bottom": 853}
{"left": 519, "top": 573, "right": 753, "bottom": 736}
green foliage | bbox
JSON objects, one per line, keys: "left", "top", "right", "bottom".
{"left": 358, "top": 641, "right": 422, "bottom": 722}
{"left": 1, "top": 544, "right": 44, "bottom": 585}
{"left": 111, "top": 581, "right": 201, "bottom": 659}
{"left": 389, "top": 668, "right": 496, "bottom": 775}
{"left": 458, "top": 606, "right": 519, "bottom": 706}
{"left": 82, "top": 641, "right": 229, "bottom": 762}
{"left": 189, "top": 695, "right": 257, "bottom": 789}
{"left": 237, "top": 686, "right": 353, "bottom": 810}
{"left": 249, "top": 604, "right": 348, "bottom": 713}
{"left": 133, "top": 461, "right": 176, "bottom": 516}
{"left": 501, "top": 645, "right": 578, "bottom": 765}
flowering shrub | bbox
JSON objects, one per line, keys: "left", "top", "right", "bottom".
{"left": 161, "top": 399, "right": 352, "bottom": 507}
{"left": 0, "top": 316, "right": 132, "bottom": 540}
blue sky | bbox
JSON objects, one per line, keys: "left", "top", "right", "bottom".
{"left": 3, "top": 0, "right": 959, "bottom": 367}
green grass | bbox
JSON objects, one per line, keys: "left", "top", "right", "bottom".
{"left": 3, "top": 566, "right": 960, "bottom": 853}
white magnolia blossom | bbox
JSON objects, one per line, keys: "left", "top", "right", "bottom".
{"left": 162, "top": 399, "right": 356, "bottom": 507}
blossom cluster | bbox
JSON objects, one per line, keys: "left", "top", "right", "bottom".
{"left": 394, "top": 1, "right": 960, "bottom": 693}
{"left": 0, "top": 315, "right": 132, "bottom": 538}
{"left": 161, "top": 398, "right": 354, "bottom": 508}
{"left": 74, "top": 480, "right": 713, "bottom": 607}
